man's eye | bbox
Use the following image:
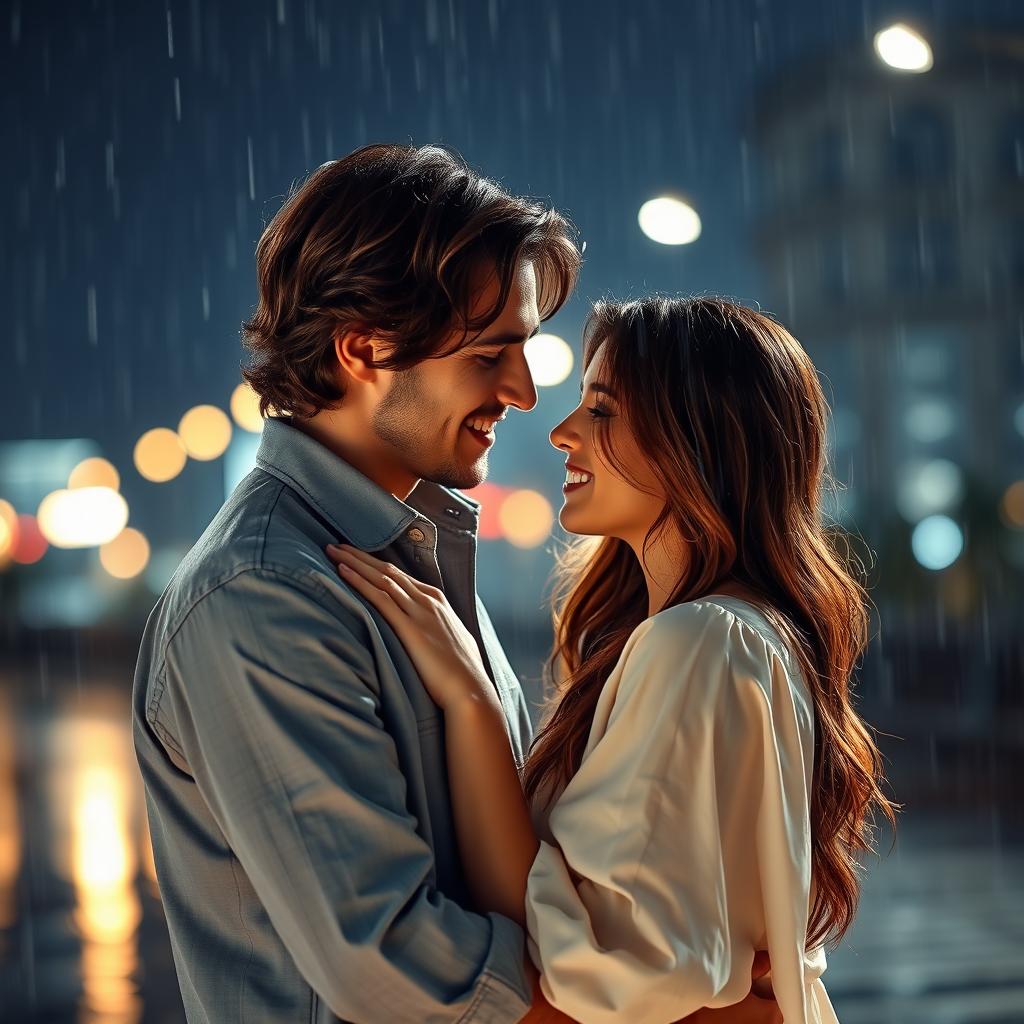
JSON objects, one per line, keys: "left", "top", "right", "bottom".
{"left": 476, "top": 354, "right": 501, "bottom": 367}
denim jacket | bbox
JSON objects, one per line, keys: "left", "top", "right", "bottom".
{"left": 132, "top": 415, "right": 535, "bottom": 1022}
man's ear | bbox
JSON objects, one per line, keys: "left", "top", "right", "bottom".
{"left": 333, "top": 329, "right": 381, "bottom": 384}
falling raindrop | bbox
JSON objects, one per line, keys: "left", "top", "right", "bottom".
{"left": 86, "top": 286, "right": 98, "bottom": 346}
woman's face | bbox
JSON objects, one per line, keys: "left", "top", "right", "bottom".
{"left": 549, "top": 340, "right": 667, "bottom": 546}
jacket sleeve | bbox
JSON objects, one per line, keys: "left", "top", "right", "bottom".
{"left": 157, "top": 565, "right": 531, "bottom": 1023}
{"left": 524, "top": 602, "right": 817, "bottom": 1023}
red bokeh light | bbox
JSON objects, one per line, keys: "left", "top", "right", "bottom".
{"left": 462, "top": 482, "right": 511, "bottom": 541}
{"left": 11, "top": 514, "right": 48, "bottom": 565}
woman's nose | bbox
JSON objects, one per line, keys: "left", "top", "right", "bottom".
{"left": 549, "top": 414, "right": 576, "bottom": 452}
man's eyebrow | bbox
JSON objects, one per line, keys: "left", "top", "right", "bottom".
{"left": 473, "top": 323, "right": 541, "bottom": 347}
{"left": 580, "top": 381, "right": 618, "bottom": 399}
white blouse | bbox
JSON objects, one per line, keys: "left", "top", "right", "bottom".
{"left": 525, "top": 597, "right": 840, "bottom": 1024}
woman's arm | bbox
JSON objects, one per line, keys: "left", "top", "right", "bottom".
{"left": 445, "top": 697, "right": 540, "bottom": 926}
{"left": 326, "top": 547, "right": 782, "bottom": 1023}
{"left": 327, "top": 543, "right": 540, "bottom": 921}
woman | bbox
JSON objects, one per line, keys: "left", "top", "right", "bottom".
{"left": 327, "top": 296, "right": 896, "bottom": 1022}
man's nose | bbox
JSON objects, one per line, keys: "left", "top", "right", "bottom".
{"left": 497, "top": 350, "right": 539, "bottom": 412}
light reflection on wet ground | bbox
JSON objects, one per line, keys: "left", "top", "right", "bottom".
{"left": 0, "top": 678, "right": 1021, "bottom": 1023}
{"left": 0, "top": 681, "right": 179, "bottom": 1023}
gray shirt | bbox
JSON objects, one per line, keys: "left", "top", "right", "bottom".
{"left": 132, "top": 415, "right": 535, "bottom": 1023}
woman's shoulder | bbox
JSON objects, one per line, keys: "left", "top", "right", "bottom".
{"left": 622, "top": 597, "right": 804, "bottom": 705}
{"left": 634, "top": 595, "right": 786, "bottom": 663}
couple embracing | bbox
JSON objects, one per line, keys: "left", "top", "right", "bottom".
{"left": 133, "top": 143, "right": 894, "bottom": 1023}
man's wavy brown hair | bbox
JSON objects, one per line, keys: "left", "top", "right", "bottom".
{"left": 241, "top": 143, "right": 580, "bottom": 418}
{"left": 523, "top": 296, "right": 898, "bottom": 951}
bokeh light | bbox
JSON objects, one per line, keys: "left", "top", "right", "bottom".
{"left": 911, "top": 515, "right": 964, "bottom": 570}
{"left": 874, "top": 23, "right": 933, "bottom": 73}
{"left": 0, "top": 500, "right": 15, "bottom": 562}
{"left": 68, "top": 457, "right": 120, "bottom": 492}
{"left": 896, "top": 458, "right": 964, "bottom": 523}
{"left": 463, "top": 482, "right": 512, "bottom": 541}
{"left": 11, "top": 515, "right": 47, "bottom": 565}
{"left": 99, "top": 528, "right": 151, "bottom": 580}
{"left": 524, "top": 334, "right": 575, "bottom": 387}
{"left": 37, "top": 488, "right": 129, "bottom": 548}
{"left": 230, "top": 382, "right": 265, "bottom": 433}
{"left": 903, "top": 400, "right": 956, "bottom": 444}
{"left": 178, "top": 405, "right": 233, "bottom": 461}
{"left": 638, "top": 196, "right": 702, "bottom": 245}
{"left": 134, "top": 428, "right": 187, "bottom": 483}
{"left": 1000, "top": 481, "right": 1024, "bottom": 530}
{"left": 498, "top": 489, "right": 554, "bottom": 549}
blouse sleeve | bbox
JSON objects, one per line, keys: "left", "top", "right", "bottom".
{"left": 525, "top": 601, "right": 820, "bottom": 1024}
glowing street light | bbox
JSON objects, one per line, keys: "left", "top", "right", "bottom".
{"left": 462, "top": 482, "right": 512, "bottom": 541}
{"left": 178, "top": 405, "right": 233, "bottom": 461}
{"left": 37, "top": 487, "right": 129, "bottom": 548}
{"left": 1000, "top": 481, "right": 1024, "bottom": 530}
{"left": 874, "top": 24, "right": 933, "bottom": 73}
{"left": 638, "top": 196, "right": 702, "bottom": 246}
{"left": 911, "top": 515, "right": 962, "bottom": 571}
{"left": 68, "top": 457, "right": 120, "bottom": 492}
{"left": 499, "top": 489, "right": 554, "bottom": 549}
{"left": 100, "top": 527, "right": 151, "bottom": 580}
{"left": 10, "top": 515, "right": 47, "bottom": 564}
{"left": 230, "top": 382, "right": 265, "bottom": 433}
{"left": 524, "top": 334, "right": 574, "bottom": 387}
{"left": 134, "top": 428, "right": 187, "bottom": 483}
{"left": 0, "top": 500, "right": 15, "bottom": 562}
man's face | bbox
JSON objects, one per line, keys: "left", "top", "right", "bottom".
{"left": 372, "top": 260, "right": 540, "bottom": 489}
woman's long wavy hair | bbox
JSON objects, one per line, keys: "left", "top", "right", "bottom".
{"left": 522, "top": 296, "right": 897, "bottom": 951}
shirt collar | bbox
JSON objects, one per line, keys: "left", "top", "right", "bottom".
{"left": 254, "top": 416, "right": 479, "bottom": 551}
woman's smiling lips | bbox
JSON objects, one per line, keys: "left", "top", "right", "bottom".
{"left": 563, "top": 461, "right": 594, "bottom": 494}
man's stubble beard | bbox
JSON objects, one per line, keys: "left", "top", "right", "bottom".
{"left": 372, "top": 365, "right": 488, "bottom": 490}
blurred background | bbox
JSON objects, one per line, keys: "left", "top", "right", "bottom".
{"left": 1, "top": 0, "right": 1023, "bottom": 1021}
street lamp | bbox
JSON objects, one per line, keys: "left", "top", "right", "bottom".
{"left": 874, "top": 23, "right": 933, "bottom": 73}
{"left": 638, "top": 196, "right": 702, "bottom": 246}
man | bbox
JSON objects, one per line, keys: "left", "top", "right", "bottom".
{"left": 133, "top": 143, "right": 780, "bottom": 1022}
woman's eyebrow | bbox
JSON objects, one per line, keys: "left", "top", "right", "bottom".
{"left": 579, "top": 381, "right": 617, "bottom": 399}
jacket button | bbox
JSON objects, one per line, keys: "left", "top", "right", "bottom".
{"left": 407, "top": 527, "right": 426, "bottom": 543}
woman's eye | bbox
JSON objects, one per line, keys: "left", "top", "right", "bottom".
{"left": 476, "top": 354, "right": 501, "bottom": 367}
{"left": 586, "top": 406, "right": 611, "bottom": 419}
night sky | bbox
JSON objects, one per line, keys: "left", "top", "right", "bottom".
{"left": 3, "top": 10, "right": 1023, "bottom": 1021}
{"left": 3, "top": 0, "right": 1023, "bottom": 553}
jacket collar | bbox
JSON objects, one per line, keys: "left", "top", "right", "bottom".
{"left": 255, "top": 416, "right": 479, "bottom": 550}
